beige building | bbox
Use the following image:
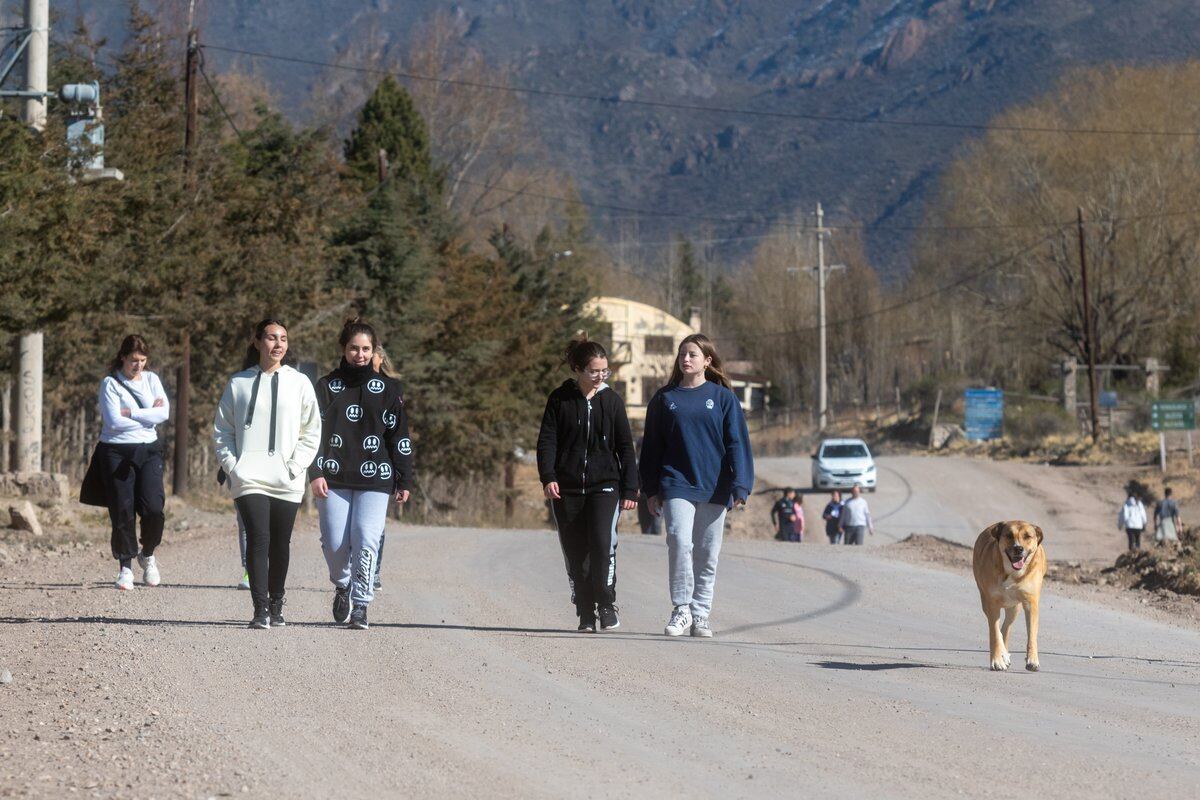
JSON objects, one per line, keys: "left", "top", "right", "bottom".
{"left": 586, "top": 296, "right": 768, "bottom": 421}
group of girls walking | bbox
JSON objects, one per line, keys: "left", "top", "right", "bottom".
{"left": 94, "top": 321, "right": 753, "bottom": 638}
{"left": 537, "top": 332, "right": 754, "bottom": 638}
{"left": 212, "top": 318, "right": 412, "bottom": 630}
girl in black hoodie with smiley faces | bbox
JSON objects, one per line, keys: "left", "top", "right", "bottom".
{"left": 309, "top": 320, "right": 414, "bottom": 630}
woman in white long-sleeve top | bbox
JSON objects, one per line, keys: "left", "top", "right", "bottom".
{"left": 98, "top": 335, "right": 170, "bottom": 591}
{"left": 214, "top": 318, "right": 321, "bottom": 629}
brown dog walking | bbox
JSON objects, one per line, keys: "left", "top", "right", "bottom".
{"left": 972, "top": 521, "right": 1046, "bottom": 672}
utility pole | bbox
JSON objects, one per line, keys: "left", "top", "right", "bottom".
{"left": 174, "top": 22, "right": 199, "bottom": 495}
{"left": 377, "top": 147, "right": 389, "bottom": 184}
{"left": 1077, "top": 207, "right": 1100, "bottom": 444}
{"left": 789, "top": 203, "right": 845, "bottom": 431}
{"left": 13, "top": 0, "right": 49, "bottom": 473}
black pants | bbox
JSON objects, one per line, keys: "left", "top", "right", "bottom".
{"left": 826, "top": 525, "right": 843, "bottom": 545}
{"left": 235, "top": 493, "right": 300, "bottom": 608}
{"left": 99, "top": 442, "right": 165, "bottom": 561}
{"left": 1126, "top": 528, "right": 1143, "bottom": 551}
{"left": 552, "top": 492, "right": 620, "bottom": 615}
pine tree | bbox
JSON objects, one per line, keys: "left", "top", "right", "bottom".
{"left": 343, "top": 76, "right": 443, "bottom": 200}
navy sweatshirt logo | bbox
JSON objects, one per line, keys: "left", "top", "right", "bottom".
{"left": 346, "top": 405, "right": 363, "bottom": 422}
{"left": 325, "top": 458, "right": 341, "bottom": 476}
{"left": 367, "top": 378, "right": 385, "bottom": 394}
{"left": 329, "top": 434, "right": 342, "bottom": 448}
{"left": 398, "top": 438, "right": 412, "bottom": 456}
{"left": 360, "top": 462, "right": 377, "bottom": 478}
{"left": 329, "top": 379, "right": 345, "bottom": 394}
{"left": 379, "top": 462, "right": 393, "bottom": 480}
{"left": 363, "top": 435, "right": 381, "bottom": 453}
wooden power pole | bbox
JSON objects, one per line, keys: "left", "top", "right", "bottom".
{"left": 174, "top": 25, "right": 199, "bottom": 495}
{"left": 1076, "top": 207, "right": 1100, "bottom": 444}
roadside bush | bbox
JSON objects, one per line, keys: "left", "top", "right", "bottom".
{"left": 1006, "top": 403, "right": 1077, "bottom": 448}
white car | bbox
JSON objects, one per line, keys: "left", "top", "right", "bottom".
{"left": 811, "top": 438, "right": 877, "bottom": 492}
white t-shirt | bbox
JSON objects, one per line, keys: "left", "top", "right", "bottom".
{"left": 98, "top": 372, "right": 170, "bottom": 444}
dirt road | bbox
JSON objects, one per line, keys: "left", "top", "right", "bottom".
{"left": 2, "top": 462, "right": 1198, "bottom": 798}
{"left": 757, "top": 454, "right": 1130, "bottom": 561}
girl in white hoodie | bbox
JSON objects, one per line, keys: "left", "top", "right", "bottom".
{"left": 214, "top": 319, "right": 321, "bottom": 629}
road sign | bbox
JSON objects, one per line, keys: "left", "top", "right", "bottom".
{"left": 1099, "top": 391, "right": 1118, "bottom": 409}
{"left": 1150, "top": 400, "right": 1195, "bottom": 431}
{"left": 964, "top": 388, "right": 1004, "bottom": 441}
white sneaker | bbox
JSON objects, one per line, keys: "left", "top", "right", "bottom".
{"left": 115, "top": 567, "right": 135, "bottom": 591}
{"left": 664, "top": 605, "right": 692, "bottom": 636}
{"left": 237, "top": 571, "right": 250, "bottom": 590}
{"left": 137, "top": 553, "right": 161, "bottom": 587}
{"left": 691, "top": 616, "right": 714, "bottom": 638}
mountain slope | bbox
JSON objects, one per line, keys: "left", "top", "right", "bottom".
{"left": 60, "top": 0, "right": 1200, "bottom": 272}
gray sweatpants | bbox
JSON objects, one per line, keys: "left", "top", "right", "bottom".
{"left": 664, "top": 498, "right": 727, "bottom": 619}
{"left": 318, "top": 488, "right": 390, "bottom": 606}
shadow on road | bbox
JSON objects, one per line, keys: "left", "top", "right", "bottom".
{"left": 812, "top": 660, "right": 926, "bottom": 671}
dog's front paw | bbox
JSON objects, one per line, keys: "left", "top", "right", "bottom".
{"left": 990, "top": 657, "right": 1009, "bottom": 671}
{"left": 1001, "top": 650, "right": 1012, "bottom": 668}
{"left": 1025, "top": 659, "right": 1040, "bottom": 672}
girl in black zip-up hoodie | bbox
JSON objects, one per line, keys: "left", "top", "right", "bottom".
{"left": 536, "top": 336, "right": 638, "bottom": 632}
{"left": 309, "top": 320, "right": 414, "bottom": 630}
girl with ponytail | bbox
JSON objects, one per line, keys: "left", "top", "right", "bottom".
{"left": 639, "top": 333, "right": 754, "bottom": 639}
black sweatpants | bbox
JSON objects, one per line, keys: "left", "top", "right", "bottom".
{"left": 552, "top": 491, "right": 620, "bottom": 615}
{"left": 99, "top": 442, "right": 165, "bottom": 561}
{"left": 1126, "top": 528, "right": 1143, "bottom": 551}
{"left": 235, "top": 493, "right": 300, "bottom": 608}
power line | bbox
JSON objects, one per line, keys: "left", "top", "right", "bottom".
{"left": 201, "top": 42, "right": 1200, "bottom": 139}
{"left": 709, "top": 226, "right": 1068, "bottom": 343}
{"left": 197, "top": 56, "right": 246, "bottom": 145}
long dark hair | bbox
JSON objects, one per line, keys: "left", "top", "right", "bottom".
{"left": 242, "top": 318, "right": 293, "bottom": 370}
{"left": 668, "top": 333, "right": 732, "bottom": 389}
{"left": 339, "top": 318, "right": 378, "bottom": 352}
{"left": 563, "top": 334, "right": 607, "bottom": 372}
{"left": 110, "top": 334, "right": 150, "bottom": 373}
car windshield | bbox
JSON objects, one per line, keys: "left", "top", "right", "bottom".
{"left": 822, "top": 444, "right": 869, "bottom": 459}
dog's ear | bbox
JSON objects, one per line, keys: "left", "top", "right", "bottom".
{"left": 986, "top": 523, "right": 1005, "bottom": 542}
{"left": 1032, "top": 524, "right": 1044, "bottom": 545}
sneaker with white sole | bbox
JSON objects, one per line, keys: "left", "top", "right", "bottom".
{"left": 115, "top": 567, "right": 135, "bottom": 591}
{"left": 237, "top": 571, "right": 250, "bottom": 590}
{"left": 690, "top": 616, "right": 713, "bottom": 638}
{"left": 664, "top": 605, "right": 692, "bottom": 636}
{"left": 137, "top": 553, "right": 160, "bottom": 587}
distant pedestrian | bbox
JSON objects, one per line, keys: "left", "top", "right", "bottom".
{"left": 839, "top": 484, "right": 874, "bottom": 545}
{"left": 636, "top": 436, "right": 662, "bottom": 535}
{"left": 788, "top": 495, "right": 806, "bottom": 543}
{"left": 97, "top": 335, "right": 169, "bottom": 591}
{"left": 1117, "top": 492, "right": 1147, "bottom": 551}
{"left": 822, "top": 490, "right": 844, "bottom": 545}
{"left": 771, "top": 488, "right": 799, "bottom": 541}
{"left": 370, "top": 345, "right": 399, "bottom": 592}
{"left": 1154, "top": 487, "right": 1182, "bottom": 545}
{"left": 537, "top": 335, "right": 639, "bottom": 633}
{"left": 214, "top": 318, "right": 321, "bottom": 629}
{"left": 640, "top": 333, "right": 754, "bottom": 639}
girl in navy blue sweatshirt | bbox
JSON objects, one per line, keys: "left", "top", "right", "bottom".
{"left": 639, "top": 333, "right": 754, "bottom": 638}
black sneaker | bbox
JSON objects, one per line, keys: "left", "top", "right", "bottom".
{"left": 249, "top": 604, "right": 270, "bottom": 630}
{"left": 578, "top": 613, "right": 597, "bottom": 633}
{"left": 597, "top": 604, "right": 620, "bottom": 632}
{"left": 268, "top": 597, "right": 287, "bottom": 627}
{"left": 349, "top": 605, "right": 369, "bottom": 630}
{"left": 332, "top": 585, "right": 352, "bottom": 624}
{"left": 373, "top": 573, "right": 382, "bottom": 591}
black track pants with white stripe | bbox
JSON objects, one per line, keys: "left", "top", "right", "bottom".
{"left": 551, "top": 490, "right": 620, "bottom": 614}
